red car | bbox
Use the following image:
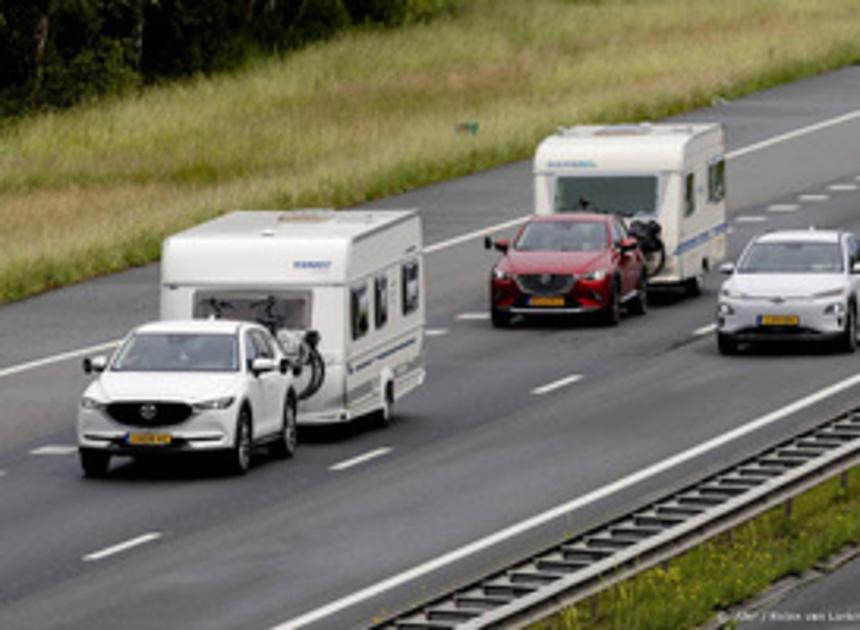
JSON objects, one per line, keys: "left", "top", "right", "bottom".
{"left": 485, "top": 213, "right": 648, "bottom": 327}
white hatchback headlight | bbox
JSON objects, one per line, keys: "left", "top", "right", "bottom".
{"left": 80, "top": 396, "right": 105, "bottom": 410}
{"left": 812, "top": 288, "right": 844, "bottom": 299}
{"left": 192, "top": 396, "right": 235, "bottom": 411}
{"left": 492, "top": 268, "right": 512, "bottom": 280}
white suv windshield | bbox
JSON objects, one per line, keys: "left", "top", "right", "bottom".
{"left": 516, "top": 221, "right": 608, "bottom": 252}
{"left": 113, "top": 333, "right": 239, "bottom": 372}
{"left": 739, "top": 242, "right": 843, "bottom": 274}
{"left": 554, "top": 176, "right": 657, "bottom": 217}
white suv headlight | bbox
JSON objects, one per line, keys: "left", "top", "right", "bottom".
{"left": 812, "top": 288, "right": 844, "bottom": 299}
{"left": 80, "top": 396, "right": 105, "bottom": 410}
{"left": 192, "top": 397, "right": 235, "bottom": 411}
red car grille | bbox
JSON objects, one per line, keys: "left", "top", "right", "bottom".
{"left": 515, "top": 274, "right": 576, "bottom": 295}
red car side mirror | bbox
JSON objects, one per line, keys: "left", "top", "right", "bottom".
{"left": 484, "top": 237, "right": 510, "bottom": 253}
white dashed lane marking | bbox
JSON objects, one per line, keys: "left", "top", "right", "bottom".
{"left": 329, "top": 448, "right": 393, "bottom": 472}
{"left": 798, "top": 194, "right": 829, "bottom": 202}
{"left": 766, "top": 204, "right": 799, "bottom": 213}
{"left": 693, "top": 323, "right": 718, "bottom": 337}
{"left": 531, "top": 374, "right": 584, "bottom": 396}
{"left": 425, "top": 328, "right": 449, "bottom": 337}
{"left": 735, "top": 216, "right": 768, "bottom": 223}
{"left": 30, "top": 445, "right": 77, "bottom": 455}
{"left": 828, "top": 183, "right": 858, "bottom": 191}
{"left": 83, "top": 532, "right": 162, "bottom": 562}
{"left": 456, "top": 312, "right": 490, "bottom": 321}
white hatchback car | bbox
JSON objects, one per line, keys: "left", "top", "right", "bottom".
{"left": 78, "top": 320, "right": 299, "bottom": 477}
{"left": 717, "top": 229, "right": 860, "bottom": 354}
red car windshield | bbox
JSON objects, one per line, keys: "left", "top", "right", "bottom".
{"left": 515, "top": 221, "right": 608, "bottom": 252}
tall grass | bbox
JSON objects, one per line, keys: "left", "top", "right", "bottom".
{"left": 2, "top": 0, "right": 860, "bottom": 302}
{"left": 532, "top": 468, "right": 860, "bottom": 630}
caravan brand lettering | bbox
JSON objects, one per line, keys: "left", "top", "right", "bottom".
{"left": 294, "top": 260, "right": 332, "bottom": 271}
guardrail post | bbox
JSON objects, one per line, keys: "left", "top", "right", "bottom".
{"left": 784, "top": 498, "right": 793, "bottom": 519}
{"left": 840, "top": 470, "right": 848, "bottom": 491}
{"left": 590, "top": 595, "right": 599, "bottom": 622}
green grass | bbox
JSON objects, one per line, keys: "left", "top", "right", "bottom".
{"left": 3, "top": 0, "right": 860, "bottom": 302}
{"left": 531, "top": 467, "right": 860, "bottom": 630}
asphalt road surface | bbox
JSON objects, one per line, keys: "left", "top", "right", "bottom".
{"left": 3, "top": 67, "right": 860, "bottom": 629}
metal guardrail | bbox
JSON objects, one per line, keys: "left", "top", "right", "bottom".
{"left": 374, "top": 407, "right": 860, "bottom": 629}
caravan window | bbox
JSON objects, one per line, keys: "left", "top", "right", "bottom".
{"left": 402, "top": 260, "right": 420, "bottom": 316}
{"left": 193, "top": 290, "right": 311, "bottom": 331}
{"left": 684, "top": 173, "right": 695, "bottom": 217}
{"left": 375, "top": 274, "right": 389, "bottom": 329}
{"left": 554, "top": 176, "right": 657, "bottom": 217}
{"left": 351, "top": 282, "right": 370, "bottom": 340}
{"left": 708, "top": 159, "right": 726, "bottom": 203}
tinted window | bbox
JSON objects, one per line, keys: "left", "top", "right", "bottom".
{"left": 516, "top": 221, "right": 608, "bottom": 252}
{"left": 113, "top": 333, "right": 239, "bottom": 372}
{"left": 684, "top": 173, "right": 695, "bottom": 217}
{"left": 251, "top": 330, "right": 275, "bottom": 359}
{"left": 708, "top": 159, "right": 726, "bottom": 203}
{"left": 402, "top": 261, "right": 420, "bottom": 316}
{"left": 375, "top": 274, "right": 389, "bottom": 329}
{"left": 351, "top": 282, "right": 370, "bottom": 340}
{"left": 554, "top": 176, "right": 657, "bottom": 217}
{"left": 739, "top": 242, "right": 843, "bottom": 274}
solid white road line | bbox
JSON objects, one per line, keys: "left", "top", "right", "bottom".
{"left": 30, "top": 445, "right": 78, "bottom": 455}
{"left": 6, "top": 109, "right": 860, "bottom": 384}
{"left": 272, "top": 370, "right": 860, "bottom": 630}
{"left": 424, "top": 328, "right": 449, "bottom": 337}
{"left": 424, "top": 216, "right": 530, "bottom": 254}
{"left": 798, "top": 194, "right": 829, "bottom": 202}
{"left": 726, "top": 109, "right": 860, "bottom": 159}
{"left": 828, "top": 183, "right": 858, "bottom": 191}
{"left": 0, "top": 339, "right": 120, "bottom": 380}
{"left": 329, "top": 448, "right": 392, "bottom": 472}
{"left": 531, "top": 374, "right": 584, "bottom": 396}
{"left": 735, "top": 215, "right": 768, "bottom": 223}
{"left": 83, "top": 532, "right": 162, "bottom": 562}
{"left": 693, "top": 323, "right": 718, "bottom": 337}
{"left": 456, "top": 312, "right": 490, "bottom": 321}
{"left": 766, "top": 204, "right": 800, "bottom": 213}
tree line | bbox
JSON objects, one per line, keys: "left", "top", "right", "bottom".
{"left": 0, "top": 0, "right": 455, "bottom": 117}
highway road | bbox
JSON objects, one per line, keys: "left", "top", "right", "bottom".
{"left": 3, "top": 67, "right": 860, "bottom": 629}
{"left": 740, "top": 555, "right": 860, "bottom": 629}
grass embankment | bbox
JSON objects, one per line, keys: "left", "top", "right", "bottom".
{"left": 532, "top": 467, "right": 860, "bottom": 630}
{"left": 3, "top": 0, "right": 860, "bottom": 303}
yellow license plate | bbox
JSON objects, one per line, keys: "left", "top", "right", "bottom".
{"left": 529, "top": 296, "right": 565, "bottom": 307}
{"left": 127, "top": 433, "right": 172, "bottom": 446}
{"left": 759, "top": 315, "right": 799, "bottom": 326}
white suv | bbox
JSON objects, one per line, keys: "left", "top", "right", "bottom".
{"left": 78, "top": 320, "right": 299, "bottom": 477}
{"left": 717, "top": 229, "right": 860, "bottom": 354}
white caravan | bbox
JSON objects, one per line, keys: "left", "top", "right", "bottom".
{"left": 534, "top": 123, "right": 727, "bottom": 290}
{"left": 161, "top": 209, "right": 425, "bottom": 425}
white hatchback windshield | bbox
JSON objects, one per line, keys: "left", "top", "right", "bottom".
{"left": 516, "top": 221, "right": 608, "bottom": 252}
{"left": 112, "top": 333, "right": 239, "bottom": 372}
{"left": 739, "top": 241, "right": 843, "bottom": 274}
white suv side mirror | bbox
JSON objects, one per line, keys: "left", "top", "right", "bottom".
{"left": 82, "top": 356, "right": 107, "bottom": 374}
{"left": 718, "top": 261, "right": 736, "bottom": 275}
{"left": 250, "top": 357, "right": 276, "bottom": 376}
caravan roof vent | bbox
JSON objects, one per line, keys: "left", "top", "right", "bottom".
{"left": 278, "top": 210, "right": 335, "bottom": 223}
{"left": 595, "top": 124, "right": 653, "bottom": 136}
